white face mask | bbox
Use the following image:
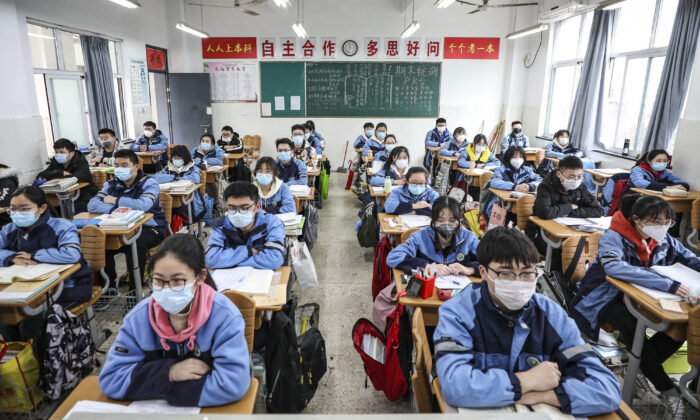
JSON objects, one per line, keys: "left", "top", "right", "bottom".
{"left": 510, "top": 158, "right": 524, "bottom": 169}
{"left": 641, "top": 224, "right": 671, "bottom": 242}
{"left": 558, "top": 137, "right": 570, "bottom": 147}
{"left": 437, "top": 126, "right": 446, "bottom": 133}
{"left": 395, "top": 159, "right": 409, "bottom": 169}
{"left": 560, "top": 176, "right": 582, "bottom": 191}
{"left": 490, "top": 276, "right": 536, "bottom": 311}
{"left": 456, "top": 135, "right": 466, "bottom": 143}
{"left": 144, "top": 130, "right": 154, "bottom": 138}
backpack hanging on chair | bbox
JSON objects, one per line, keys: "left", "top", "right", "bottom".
{"left": 372, "top": 236, "right": 393, "bottom": 301}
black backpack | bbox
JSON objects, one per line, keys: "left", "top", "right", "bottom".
{"left": 228, "top": 160, "right": 252, "bottom": 182}
{"left": 264, "top": 299, "right": 327, "bottom": 413}
{"left": 357, "top": 201, "right": 379, "bottom": 248}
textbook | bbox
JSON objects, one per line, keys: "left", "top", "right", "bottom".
{"left": 289, "top": 185, "right": 311, "bottom": 196}
{"left": 554, "top": 216, "right": 612, "bottom": 232}
{"left": 631, "top": 263, "right": 700, "bottom": 301}
{"left": 40, "top": 176, "right": 78, "bottom": 192}
{"left": 158, "top": 180, "right": 197, "bottom": 194}
{"left": 211, "top": 267, "right": 274, "bottom": 296}
{"left": 399, "top": 214, "right": 431, "bottom": 228}
{"left": 275, "top": 212, "right": 305, "bottom": 235}
{"left": 0, "top": 274, "right": 61, "bottom": 303}
{"left": 0, "top": 263, "right": 72, "bottom": 285}
{"left": 97, "top": 207, "right": 145, "bottom": 230}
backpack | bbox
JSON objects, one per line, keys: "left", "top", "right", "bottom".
{"left": 215, "top": 173, "right": 230, "bottom": 218}
{"left": 478, "top": 179, "right": 493, "bottom": 215}
{"left": 447, "top": 179, "right": 467, "bottom": 204}
{"left": 603, "top": 173, "right": 630, "bottom": 216}
{"left": 228, "top": 160, "right": 251, "bottom": 183}
{"left": 301, "top": 204, "right": 318, "bottom": 250}
{"left": 539, "top": 236, "right": 587, "bottom": 313}
{"left": 357, "top": 201, "right": 379, "bottom": 248}
{"left": 39, "top": 301, "right": 95, "bottom": 400}
{"left": 372, "top": 237, "right": 393, "bottom": 301}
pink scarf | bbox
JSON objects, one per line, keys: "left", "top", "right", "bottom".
{"left": 148, "top": 283, "right": 216, "bottom": 351}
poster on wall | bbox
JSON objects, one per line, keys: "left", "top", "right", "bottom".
{"left": 129, "top": 57, "right": 150, "bottom": 105}
{"left": 204, "top": 62, "right": 258, "bottom": 103}
{"left": 146, "top": 45, "right": 168, "bottom": 72}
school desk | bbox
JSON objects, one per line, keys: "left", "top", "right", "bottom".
{"left": 378, "top": 213, "right": 410, "bottom": 245}
{"left": 585, "top": 168, "right": 630, "bottom": 196}
{"left": 523, "top": 147, "right": 544, "bottom": 164}
{"left": 437, "top": 155, "right": 459, "bottom": 170}
{"left": 0, "top": 263, "right": 80, "bottom": 324}
{"left": 169, "top": 184, "right": 203, "bottom": 238}
{"left": 306, "top": 166, "right": 322, "bottom": 208}
{"left": 224, "top": 152, "right": 244, "bottom": 177}
{"left": 607, "top": 275, "right": 689, "bottom": 404}
{"left": 135, "top": 151, "right": 165, "bottom": 173}
{"left": 457, "top": 168, "right": 492, "bottom": 190}
{"left": 527, "top": 216, "right": 593, "bottom": 272}
{"left": 370, "top": 186, "right": 392, "bottom": 207}
{"left": 630, "top": 187, "right": 700, "bottom": 247}
{"left": 489, "top": 188, "right": 537, "bottom": 229}
{"left": 45, "top": 182, "right": 89, "bottom": 220}
{"left": 355, "top": 147, "right": 362, "bottom": 153}
{"left": 49, "top": 376, "right": 259, "bottom": 419}
{"left": 74, "top": 212, "right": 154, "bottom": 301}
{"left": 0, "top": 207, "right": 6, "bottom": 215}
{"left": 293, "top": 187, "right": 315, "bottom": 213}
{"left": 204, "top": 165, "right": 229, "bottom": 184}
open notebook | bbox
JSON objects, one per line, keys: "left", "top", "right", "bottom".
{"left": 0, "top": 263, "right": 73, "bottom": 285}
{"left": 631, "top": 263, "right": 700, "bottom": 301}
{"left": 211, "top": 267, "right": 274, "bottom": 296}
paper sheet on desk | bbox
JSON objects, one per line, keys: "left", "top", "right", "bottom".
{"left": 127, "top": 399, "right": 200, "bottom": 414}
{"left": 212, "top": 267, "right": 273, "bottom": 296}
{"left": 399, "top": 215, "right": 431, "bottom": 228}
{"left": 66, "top": 400, "right": 129, "bottom": 416}
{"left": 435, "top": 275, "right": 471, "bottom": 289}
{"left": 632, "top": 284, "right": 680, "bottom": 301}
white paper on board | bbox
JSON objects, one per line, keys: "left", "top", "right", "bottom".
{"left": 261, "top": 102, "right": 272, "bottom": 116}
{"left": 274, "top": 96, "right": 285, "bottom": 111}
{"left": 290, "top": 96, "right": 301, "bottom": 111}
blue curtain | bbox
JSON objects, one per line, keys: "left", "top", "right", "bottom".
{"left": 81, "top": 35, "right": 120, "bottom": 142}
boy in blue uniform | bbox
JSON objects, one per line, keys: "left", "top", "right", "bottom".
{"left": 384, "top": 167, "right": 438, "bottom": 216}
{"left": 192, "top": 134, "right": 225, "bottom": 168}
{"left": 354, "top": 122, "right": 374, "bottom": 149}
{"left": 540, "top": 130, "right": 595, "bottom": 192}
{"left": 304, "top": 123, "right": 324, "bottom": 155}
{"left": 291, "top": 124, "right": 316, "bottom": 163}
{"left": 501, "top": 121, "right": 529, "bottom": 158}
{"left": 424, "top": 117, "right": 452, "bottom": 170}
{"left": 131, "top": 121, "right": 169, "bottom": 170}
{"left": 362, "top": 122, "right": 388, "bottom": 158}
{"left": 154, "top": 145, "right": 206, "bottom": 224}
{"left": 434, "top": 227, "right": 621, "bottom": 416}
{"left": 439, "top": 127, "right": 469, "bottom": 158}
{"left": 206, "top": 181, "right": 285, "bottom": 270}
{"left": 276, "top": 138, "right": 308, "bottom": 186}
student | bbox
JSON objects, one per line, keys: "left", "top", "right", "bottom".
{"left": 304, "top": 123, "right": 324, "bottom": 155}
{"left": 36, "top": 138, "right": 98, "bottom": 212}
{"left": 362, "top": 122, "right": 388, "bottom": 157}
{"left": 99, "top": 234, "right": 251, "bottom": 407}
{"left": 439, "top": 127, "right": 469, "bottom": 158}
{"left": 501, "top": 121, "right": 529, "bottom": 157}
{"left": 424, "top": 118, "right": 452, "bottom": 170}
{"left": 372, "top": 134, "right": 397, "bottom": 164}
{"left": 217, "top": 125, "right": 242, "bottom": 153}
{"left": 87, "top": 128, "right": 124, "bottom": 167}
{"left": 88, "top": 149, "right": 167, "bottom": 285}
{"left": 458, "top": 134, "right": 501, "bottom": 169}
{"left": 131, "top": 121, "right": 169, "bottom": 153}
{"left": 0, "top": 163, "right": 19, "bottom": 227}
{"left": 629, "top": 149, "right": 689, "bottom": 192}
{"left": 434, "top": 227, "right": 621, "bottom": 416}
{"left": 206, "top": 181, "right": 285, "bottom": 270}
{"left": 305, "top": 120, "right": 324, "bottom": 145}
{"left": 154, "top": 145, "right": 206, "bottom": 224}
{"left": 192, "top": 134, "right": 225, "bottom": 168}
{"left": 276, "top": 138, "right": 308, "bottom": 186}
{"left": 525, "top": 156, "right": 603, "bottom": 259}
{"left": 253, "top": 157, "right": 296, "bottom": 214}
{"left": 571, "top": 194, "right": 700, "bottom": 407}
{"left": 291, "top": 124, "right": 316, "bottom": 162}
{"left": 386, "top": 196, "right": 480, "bottom": 276}
{"left": 540, "top": 130, "right": 596, "bottom": 192}
{"left": 484, "top": 146, "right": 541, "bottom": 219}
{"left": 370, "top": 146, "right": 410, "bottom": 187}
{"left": 354, "top": 122, "right": 375, "bottom": 149}
{"left": 384, "top": 167, "right": 439, "bottom": 216}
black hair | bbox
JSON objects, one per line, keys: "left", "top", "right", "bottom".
{"left": 436, "top": 118, "right": 446, "bottom": 125}
{"left": 557, "top": 156, "right": 583, "bottom": 172}
{"left": 477, "top": 226, "right": 539, "bottom": 268}
{"left": 276, "top": 138, "right": 294, "bottom": 150}
{"left": 305, "top": 120, "right": 316, "bottom": 131}
{"left": 473, "top": 134, "right": 488, "bottom": 145}
{"left": 385, "top": 134, "right": 397, "bottom": 143}
{"left": 98, "top": 128, "right": 116, "bottom": 137}
{"left": 363, "top": 122, "right": 375, "bottom": 129}
{"left": 503, "top": 146, "right": 526, "bottom": 169}
{"left": 620, "top": 193, "right": 675, "bottom": 222}
{"left": 11, "top": 186, "right": 49, "bottom": 207}
{"left": 254, "top": 156, "right": 279, "bottom": 177}
{"left": 147, "top": 234, "right": 217, "bottom": 291}
{"left": 200, "top": 133, "right": 215, "bottom": 144}
{"left": 637, "top": 149, "right": 670, "bottom": 167}
{"left": 144, "top": 121, "right": 156, "bottom": 129}
{"left": 511, "top": 121, "right": 522, "bottom": 127}
{"left": 114, "top": 149, "right": 139, "bottom": 165}
{"left": 554, "top": 129, "right": 570, "bottom": 139}
{"left": 303, "top": 123, "right": 313, "bottom": 132}
{"left": 376, "top": 122, "right": 387, "bottom": 131}
{"left": 430, "top": 196, "right": 463, "bottom": 228}
{"left": 453, "top": 127, "right": 466, "bottom": 136}
{"left": 170, "top": 145, "right": 192, "bottom": 164}
{"left": 383, "top": 146, "right": 410, "bottom": 171}
{"left": 53, "top": 138, "right": 76, "bottom": 152}
{"left": 221, "top": 125, "right": 234, "bottom": 133}
{"left": 224, "top": 180, "right": 259, "bottom": 202}
{"left": 291, "top": 124, "right": 305, "bottom": 133}
{"left": 406, "top": 167, "right": 429, "bottom": 183}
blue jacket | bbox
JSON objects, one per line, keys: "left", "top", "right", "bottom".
{"left": 424, "top": 129, "right": 453, "bottom": 169}
{"left": 276, "top": 158, "right": 308, "bottom": 186}
{"left": 88, "top": 171, "right": 168, "bottom": 234}
{"left": 131, "top": 130, "right": 169, "bottom": 152}
{"left": 501, "top": 132, "right": 530, "bottom": 156}
{"left": 539, "top": 142, "right": 585, "bottom": 173}
{"left": 386, "top": 226, "right": 480, "bottom": 275}
{"left": 354, "top": 134, "right": 371, "bottom": 149}
{"left": 370, "top": 166, "right": 407, "bottom": 187}
{"left": 0, "top": 211, "right": 93, "bottom": 303}
{"left": 205, "top": 212, "right": 286, "bottom": 270}
{"left": 457, "top": 146, "right": 501, "bottom": 169}
{"left": 192, "top": 146, "right": 225, "bottom": 167}
{"left": 485, "top": 165, "right": 541, "bottom": 218}
{"left": 434, "top": 283, "right": 621, "bottom": 416}
{"left": 98, "top": 292, "right": 251, "bottom": 407}
{"left": 628, "top": 166, "right": 689, "bottom": 191}
{"left": 255, "top": 179, "right": 296, "bottom": 215}
{"left": 362, "top": 137, "right": 385, "bottom": 157}
{"left": 439, "top": 138, "right": 469, "bottom": 157}
{"left": 384, "top": 185, "right": 439, "bottom": 216}
{"left": 154, "top": 163, "right": 206, "bottom": 222}
{"left": 571, "top": 229, "right": 700, "bottom": 340}
{"left": 306, "top": 134, "right": 324, "bottom": 154}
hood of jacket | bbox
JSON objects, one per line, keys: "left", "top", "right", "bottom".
{"left": 256, "top": 177, "right": 283, "bottom": 199}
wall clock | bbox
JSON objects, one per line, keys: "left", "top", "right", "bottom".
{"left": 342, "top": 40, "right": 358, "bottom": 57}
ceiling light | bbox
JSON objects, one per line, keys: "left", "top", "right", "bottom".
{"left": 108, "top": 0, "right": 142, "bottom": 9}
{"left": 400, "top": 21, "right": 420, "bottom": 38}
{"left": 505, "top": 23, "right": 548, "bottom": 40}
{"left": 600, "top": 0, "right": 628, "bottom": 10}
{"left": 175, "top": 22, "right": 210, "bottom": 38}
{"left": 435, "top": 0, "right": 456, "bottom": 8}
{"left": 273, "top": 0, "right": 291, "bottom": 7}
{"left": 292, "top": 22, "right": 307, "bottom": 38}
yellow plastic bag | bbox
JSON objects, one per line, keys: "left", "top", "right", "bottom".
{"left": 464, "top": 209, "right": 484, "bottom": 238}
{"left": 0, "top": 340, "right": 44, "bottom": 412}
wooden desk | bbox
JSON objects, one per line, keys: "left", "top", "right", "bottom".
{"left": 167, "top": 186, "right": 201, "bottom": 237}
{"left": 204, "top": 165, "right": 228, "bottom": 184}
{"left": 0, "top": 207, "right": 6, "bottom": 215}
{"left": 457, "top": 168, "right": 493, "bottom": 189}
{"left": 523, "top": 148, "right": 544, "bottom": 163}
{"left": 378, "top": 213, "right": 409, "bottom": 241}
{"left": 49, "top": 376, "right": 258, "bottom": 419}
{"left": 585, "top": 168, "right": 630, "bottom": 195}
{"left": 317, "top": 155, "right": 327, "bottom": 162}
{"left": 354, "top": 147, "right": 362, "bottom": 153}
{"left": 135, "top": 150, "right": 165, "bottom": 166}
{"left": 293, "top": 187, "right": 314, "bottom": 213}
{"left": 0, "top": 264, "right": 80, "bottom": 324}
{"left": 630, "top": 187, "right": 700, "bottom": 246}
{"left": 45, "top": 182, "right": 90, "bottom": 219}
{"left": 370, "top": 186, "right": 392, "bottom": 207}
{"left": 528, "top": 216, "right": 592, "bottom": 272}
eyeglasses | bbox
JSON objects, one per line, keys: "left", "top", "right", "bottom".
{"left": 226, "top": 203, "right": 256, "bottom": 213}
{"left": 148, "top": 277, "right": 192, "bottom": 292}
{"left": 408, "top": 183, "right": 427, "bottom": 187}
{"left": 486, "top": 266, "right": 537, "bottom": 282}
{"left": 277, "top": 148, "right": 292, "bottom": 153}
{"left": 9, "top": 208, "right": 38, "bottom": 214}
{"left": 639, "top": 219, "right": 676, "bottom": 228}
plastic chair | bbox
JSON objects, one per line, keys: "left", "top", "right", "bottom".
{"left": 91, "top": 171, "right": 107, "bottom": 190}
{"left": 680, "top": 304, "right": 700, "bottom": 409}
{"left": 516, "top": 194, "right": 535, "bottom": 230}
{"left": 411, "top": 308, "right": 436, "bottom": 413}
{"left": 222, "top": 290, "right": 256, "bottom": 353}
{"left": 400, "top": 228, "right": 421, "bottom": 244}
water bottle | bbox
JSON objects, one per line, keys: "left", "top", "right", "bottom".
{"left": 384, "top": 176, "right": 392, "bottom": 193}
{"left": 622, "top": 139, "right": 630, "bottom": 156}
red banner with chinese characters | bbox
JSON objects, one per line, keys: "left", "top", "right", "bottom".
{"left": 443, "top": 37, "right": 499, "bottom": 59}
{"left": 146, "top": 46, "right": 167, "bottom": 72}
{"left": 202, "top": 37, "right": 257, "bottom": 59}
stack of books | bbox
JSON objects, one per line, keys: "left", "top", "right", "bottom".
{"left": 0, "top": 263, "right": 73, "bottom": 303}
{"left": 40, "top": 177, "right": 78, "bottom": 192}
{"left": 159, "top": 180, "right": 197, "bottom": 194}
{"left": 275, "top": 212, "right": 305, "bottom": 235}
{"left": 97, "top": 207, "right": 145, "bottom": 230}
{"left": 289, "top": 185, "right": 311, "bottom": 196}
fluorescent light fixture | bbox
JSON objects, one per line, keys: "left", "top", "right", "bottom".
{"left": 108, "top": 0, "right": 142, "bottom": 8}
{"left": 28, "top": 32, "right": 55, "bottom": 40}
{"left": 435, "top": 0, "right": 456, "bottom": 8}
{"left": 600, "top": 0, "right": 628, "bottom": 10}
{"left": 175, "top": 22, "right": 210, "bottom": 38}
{"left": 273, "top": 0, "right": 291, "bottom": 7}
{"left": 400, "top": 21, "right": 420, "bottom": 38}
{"left": 505, "top": 23, "right": 548, "bottom": 40}
{"left": 292, "top": 22, "right": 307, "bottom": 38}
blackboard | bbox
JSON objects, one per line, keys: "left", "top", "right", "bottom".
{"left": 305, "top": 62, "right": 441, "bottom": 117}
{"left": 260, "top": 62, "right": 305, "bottom": 117}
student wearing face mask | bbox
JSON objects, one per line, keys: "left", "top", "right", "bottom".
{"left": 424, "top": 118, "right": 452, "bottom": 170}
{"left": 384, "top": 167, "right": 439, "bottom": 216}
{"left": 253, "top": 157, "right": 296, "bottom": 215}
{"left": 36, "top": 138, "right": 98, "bottom": 213}
{"left": 155, "top": 146, "right": 206, "bottom": 224}
{"left": 305, "top": 120, "right": 324, "bottom": 146}
{"left": 629, "top": 149, "right": 689, "bottom": 192}
{"left": 275, "top": 138, "right": 308, "bottom": 186}
{"left": 370, "top": 146, "right": 410, "bottom": 187}
{"left": 386, "top": 196, "right": 480, "bottom": 276}
{"left": 362, "top": 122, "right": 388, "bottom": 157}
{"left": 304, "top": 123, "right": 324, "bottom": 155}
{"left": 192, "top": 134, "right": 225, "bottom": 168}
{"left": 372, "top": 134, "right": 397, "bottom": 165}
{"left": 458, "top": 134, "right": 501, "bottom": 169}
{"left": 571, "top": 195, "right": 700, "bottom": 408}
{"left": 439, "top": 127, "right": 470, "bottom": 158}
{"left": 540, "top": 130, "right": 596, "bottom": 192}
{"left": 484, "top": 146, "right": 541, "bottom": 219}
{"left": 99, "top": 235, "right": 251, "bottom": 407}
{"left": 216, "top": 126, "right": 242, "bottom": 153}
{"left": 132, "top": 121, "right": 169, "bottom": 153}
{"left": 500, "top": 121, "right": 529, "bottom": 158}
{"left": 87, "top": 128, "right": 125, "bottom": 167}
{"left": 434, "top": 227, "right": 621, "bottom": 416}
{"left": 205, "top": 181, "right": 285, "bottom": 270}
{"left": 290, "top": 124, "right": 317, "bottom": 163}
{"left": 354, "top": 122, "right": 375, "bottom": 149}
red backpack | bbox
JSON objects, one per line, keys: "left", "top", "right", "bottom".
{"left": 372, "top": 237, "right": 393, "bottom": 301}
{"left": 607, "top": 178, "right": 630, "bottom": 216}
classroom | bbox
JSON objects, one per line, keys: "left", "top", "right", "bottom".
{"left": 1, "top": 0, "right": 700, "bottom": 419}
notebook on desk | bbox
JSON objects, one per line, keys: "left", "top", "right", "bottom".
{"left": 211, "top": 267, "right": 274, "bottom": 296}
{"left": 0, "top": 263, "right": 72, "bottom": 285}
{"left": 0, "top": 274, "right": 61, "bottom": 303}
{"left": 631, "top": 263, "right": 700, "bottom": 302}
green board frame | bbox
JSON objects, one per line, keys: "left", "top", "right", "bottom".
{"left": 260, "top": 62, "right": 305, "bottom": 117}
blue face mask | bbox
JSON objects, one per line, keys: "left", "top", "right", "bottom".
{"left": 376, "top": 132, "right": 386, "bottom": 140}
{"left": 10, "top": 211, "right": 39, "bottom": 228}
{"left": 278, "top": 151, "right": 292, "bottom": 162}
{"left": 200, "top": 142, "right": 212, "bottom": 151}
{"left": 651, "top": 162, "right": 667, "bottom": 172}
{"left": 54, "top": 153, "right": 68, "bottom": 164}
{"left": 385, "top": 144, "right": 396, "bottom": 153}
{"left": 365, "top": 130, "right": 374, "bottom": 137}
{"left": 151, "top": 283, "right": 195, "bottom": 314}
{"left": 292, "top": 135, "right": 304, "bottom": 147}
{"left": 227, "top": 210, "right": 255, "bottom": 228}
{"left": 172, "top": 159, "right": 184, "bottom": 168}
{"left": 256, "top": 173, "right": 273, "bottom": 186}
{"left": 304, "top": 133, "right": 311, "bottom": 140}
{"left": 114, "top": 167, "right": 133, "bottom": 181}
{"left": 408, "top": 184, "right": 426, "bottom": 196}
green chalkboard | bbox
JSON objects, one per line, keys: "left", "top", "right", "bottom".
{"left": 260, "top": 62, "right": 305, "bottom": 117}
{"left": 305, "top": 62, "right": 441, "bottom": 117}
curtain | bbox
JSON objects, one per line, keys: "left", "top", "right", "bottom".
{"left": 81, "top": 35, "right": 120, "bottom": 142}
{"left": 567, "top": 9, "right": 616, "bottom": 156}
{"left": 642, "top": 0, "right": 700, "bottom": 152}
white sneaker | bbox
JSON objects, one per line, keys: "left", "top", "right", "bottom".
{"left": 663, "top": 393, "right": 686, "bottom": 420}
